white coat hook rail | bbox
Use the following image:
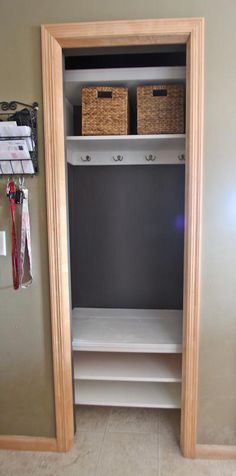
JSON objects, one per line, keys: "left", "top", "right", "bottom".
{"left": 145, "top": 154, "right": 157, "bottom": 162}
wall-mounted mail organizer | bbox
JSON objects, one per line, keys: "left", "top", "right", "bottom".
{"left": 0, "top": 101, "right": 39, "bottom": 176}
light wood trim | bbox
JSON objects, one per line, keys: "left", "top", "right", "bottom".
{"left": 196, "top": 445, "right": 236, "bottom": 459}
{"left": 40, "top": 18, "right": 204, "bottom": 456}
{"left": 180, "top": 18, "right": 204, "bottom": 458}
{"left": 41, "top": 26, "right": 74, "bottom": 452}
{"left": 42, "top": 18, "right": 201, "bottom": 47}
{"left": 0, "top": 436, "right": 57, "bottom": 452}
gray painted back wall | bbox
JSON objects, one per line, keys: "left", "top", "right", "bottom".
{"left": 0, "top": 0, "right": 236, "bottom": 444}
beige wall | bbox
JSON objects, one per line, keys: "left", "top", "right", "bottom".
{"left": 0, "top": 0, "right": 236, "bottom": 443}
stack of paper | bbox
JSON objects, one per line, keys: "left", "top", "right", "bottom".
{"left": 0, "top": 121, "right": 35, "bottom": 174}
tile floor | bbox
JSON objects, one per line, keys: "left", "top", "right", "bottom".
{"left": 0, "top": 407, "right": 236, "bottom": 476}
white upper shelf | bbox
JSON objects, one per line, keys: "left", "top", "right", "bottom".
{"left": 64, "top": 66, "right": 186, "bottom": 104}
{"left": 66, "top": 134, "right": 186, "bottom": 166}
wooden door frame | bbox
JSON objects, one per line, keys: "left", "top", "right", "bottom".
{"left": 40, "top": 18, "right": 204, "bottom": 456}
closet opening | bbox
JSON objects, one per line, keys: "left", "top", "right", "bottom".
{"left": 63, "top": 44, "right": 186, "bottom": 422}
{"left": 41, "top": 18, "right": 204, "bottom": 456}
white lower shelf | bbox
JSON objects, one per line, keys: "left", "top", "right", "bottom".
{"left": 74, "top": 381, "right": 181, "bottom": 408}
{"left": 72, "top": 308, "right": 182, "bottom": 353}
{"left": 73, "top": 352, "right": 182, "bottom": 382}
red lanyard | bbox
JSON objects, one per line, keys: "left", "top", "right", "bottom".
{"left": 8, "top": 181, "right": 19, "bottom": 290}
{"left": 19, "top": 186, "right": 33, "bottom": 287}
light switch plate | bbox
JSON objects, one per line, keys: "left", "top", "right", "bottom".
{"left": 0, "top": 231, "right": 6, "bottom": 256}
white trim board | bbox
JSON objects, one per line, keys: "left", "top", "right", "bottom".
{"left": 66, "top": 134, "right": 186, "bottom": 166}
{"left": 74, "top": 380, "right": 181, "bottom": 408}
{"left": 73, "top": 352, "right": 182, "bottom": 382}
{"left": 72, "top": 308, "right": 183, "bottom": 353}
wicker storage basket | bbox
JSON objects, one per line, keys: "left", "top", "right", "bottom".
{"left": 137, "top": 84, "right": 185, "bottom": 135}
{"left": 82, "top": 86, "right": 129, "bottom": 135}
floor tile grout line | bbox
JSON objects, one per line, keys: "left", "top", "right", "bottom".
{"left": 94, "top": 407, "right": 112, "bottom": 476}
{"left": 100, "top": 429, "right": 160, "bottom": 434}
{"left": 103, "top": 407, "right": 160, "bottom": 435}
{"left": 105, "top": 405, "right": 115, "bottom": 434}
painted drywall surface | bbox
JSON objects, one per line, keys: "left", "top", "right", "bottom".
{"left": 0, "top": 0, "right": 236, "bottom": 442}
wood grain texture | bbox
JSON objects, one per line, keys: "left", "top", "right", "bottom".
{"left": 196, "top": 445, "right": 236, "bottom": 460}
{"left": 180, "top": 18, "right": 204, "bottom": 459}
{"left": 42, "top": 18, "right": 201, "bottom": 47}
{"left": 41, "top": 25, "right": 74, "bottom": 452}
{"left": 0, "top": 436, "right": 57, "bottom": 452}
{"left": 40, "top": 18, "right": 204, "bottom": 457}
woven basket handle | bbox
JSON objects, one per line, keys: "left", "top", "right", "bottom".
{"left": 153, "top": 89, "right": 167, "bottom": 97}
{"left": 97, "top": 91, "right": 113, "bottom": 99}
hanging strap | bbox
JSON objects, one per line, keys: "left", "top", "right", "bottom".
{"left": 19, "top": 187, "right": 33, "bottom": 287}
{"left": 8, "top": 180, "right": 19, "bottom": 290}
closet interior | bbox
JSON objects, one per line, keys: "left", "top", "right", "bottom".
{"left": 63, "top": 44, "right": 186, "bottom": 410}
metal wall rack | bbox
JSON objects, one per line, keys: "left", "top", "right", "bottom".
{"left": 0, "top": 101, "right": 39, "bottom": 175}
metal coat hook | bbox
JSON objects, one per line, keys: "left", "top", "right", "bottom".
{"left": 178, "top": 154, "right": 185, "bottom": 162}
{"left": 113, "top": 155, "right": 124, "bottom": 162}
{"left": 81, "top": 155, "right": 92, "bottom": 162}
{"left": 145, "top": 154, "right": 157, "bottom": 162}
